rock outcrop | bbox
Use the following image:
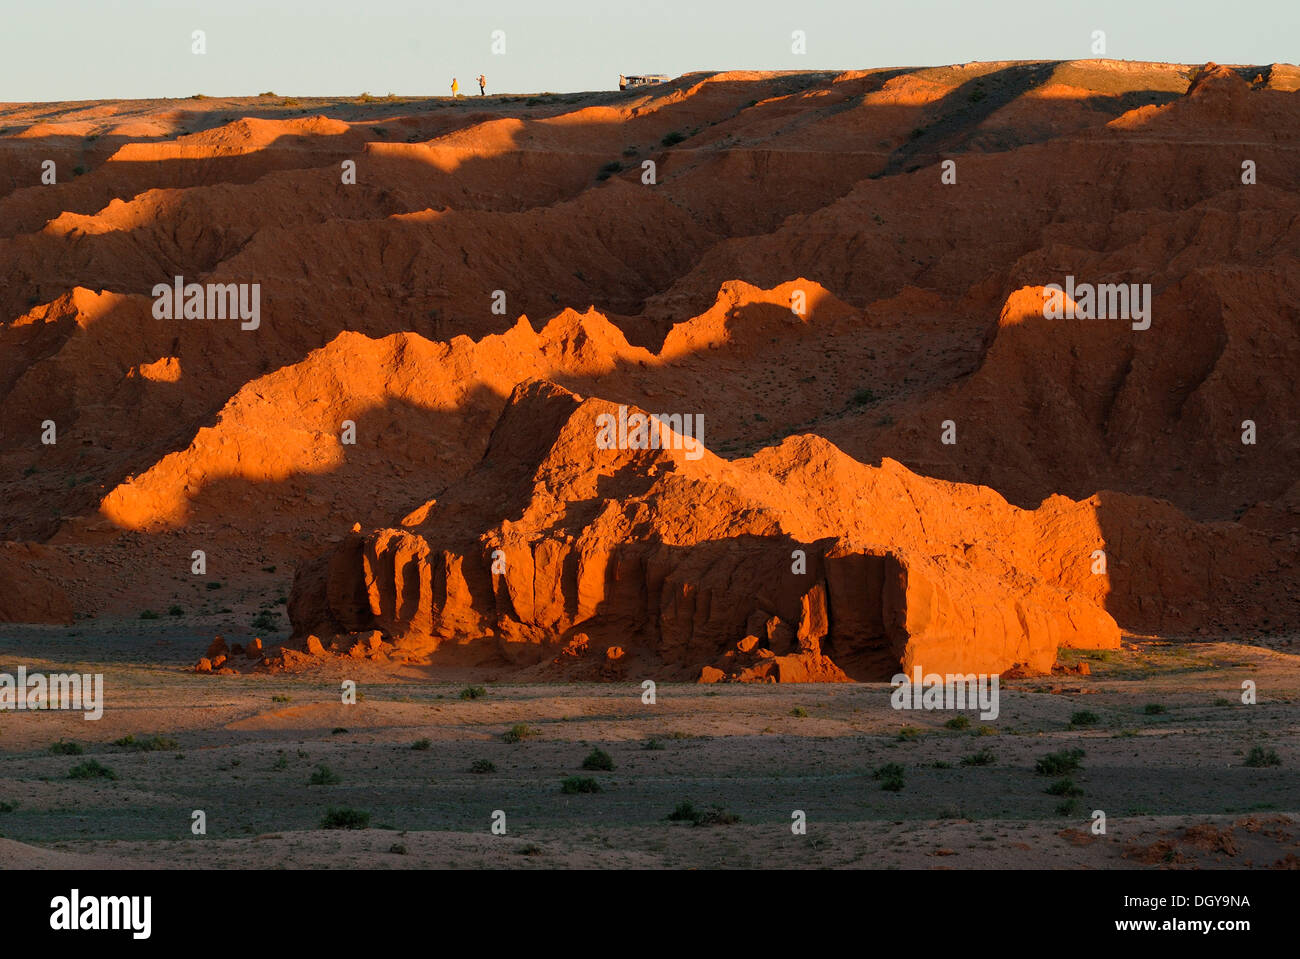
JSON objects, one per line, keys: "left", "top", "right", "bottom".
{"left": 289, "top": 382, "right": 1123, "bottom": 679}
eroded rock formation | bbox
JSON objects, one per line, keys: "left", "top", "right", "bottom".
{"left": 289, "top": 382, "right": 1124, "bottom": 679}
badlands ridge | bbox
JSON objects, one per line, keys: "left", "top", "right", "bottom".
{"left": 0, "top": 60, "right": 1297, "bottom": 680}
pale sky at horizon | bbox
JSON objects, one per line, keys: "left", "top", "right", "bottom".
{"left": 1, "top": 0, "right": 1297, "bottom": 102}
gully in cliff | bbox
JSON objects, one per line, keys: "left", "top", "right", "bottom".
{"left": 595, "top": 405, "right": 705, "bottom": 461}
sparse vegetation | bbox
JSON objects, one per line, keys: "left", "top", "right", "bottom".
{"left": 1069, "top": 710, "right": 1100, "bottom": 727}
{"left": 139, "top": 610, "right": 159, "bottom": 620}
{"left": 470, "top": 759, "right": 496, "bottom": 774}
{"left": 642, "top": 738, "right": 665, "bottom": 750}
{"left": 1035, "top": 748, "right": 1085, "bottom": 776}
{"left": 411, "top": 738, "right": 432, "bottom": 750}
{"left": 1144, "top": 703, "right": 1167, "bottom": 715}
{"left": 1046, "top": 778, "right": 1083, "bottom": 797}
{"left": 666, "top": 801, "right": 739, "bottom": 826}
{"left": 661, "top": 130, "right": 686, "bottom": 147}
{"left": 873, "top": 762, "right": 906, "bottom": 791}
{"left": 790, "top": 706, "right": 808, "bottom": 718}
{"left": 560, "top": 776, "right": 602, "bottom": 794}
{"left": 251, "top": 610, "right": 279, "bottom": 631}
{"left": 309, "top": 764, "right": 341, "bottom": 785}
{"left": 459, "top": 685, "right": 486, "bottom": 700}
{"left": 667, "top": 801, "right": 699, "bottom": 822}
{"left": 960, "top": 748, "right": 996, "bottom": 767}
{"left": 582, "top": 748, "right": 615, "bottom": 771}
{"left": 321, "top": 807, "right": 369, "bottom": 829}
{"left": 693, "top": 804, "right": 741, "bottom": 826}
{"left": 113, "top": 735, "right": 178, "bottom": 752}
{"left": 503, "top": 723, "right": 537, "bottom": 743}
{"left": 50, "top": 740, "right": 83, "bottom": 756}
{"left": 1244, "top": 746, "right": 1281, "bottom": 768}
{"left": 944, "top": 715, "right": 971, "bottom": 731}
{"left": 68, "top": 759, "right": 116, "bottom": 780}
{"left": 897, "top": 726, "right": 920, "bottom": 742}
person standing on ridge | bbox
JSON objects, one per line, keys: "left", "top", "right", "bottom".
{"left": 478, "top": 74, "right": 486, "bottom": 96}
{"left": 451, "top": 77, "right": 459, "bottom": 97}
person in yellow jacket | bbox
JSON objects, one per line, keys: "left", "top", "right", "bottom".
{"left": 451, "top": 77, "right": 459, "bottom": 97}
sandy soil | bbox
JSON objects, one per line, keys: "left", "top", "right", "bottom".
{"left": 1, "top": 626, "right": 1295, "bottom": 869}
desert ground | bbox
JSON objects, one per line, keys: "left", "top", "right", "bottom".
{"left": 1, "top": 623, "right": 1296, "bottom": 869}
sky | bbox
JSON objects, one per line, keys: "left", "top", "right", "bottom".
{"left": 1, "top": 0, "right": 1297, "bottom": 102}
